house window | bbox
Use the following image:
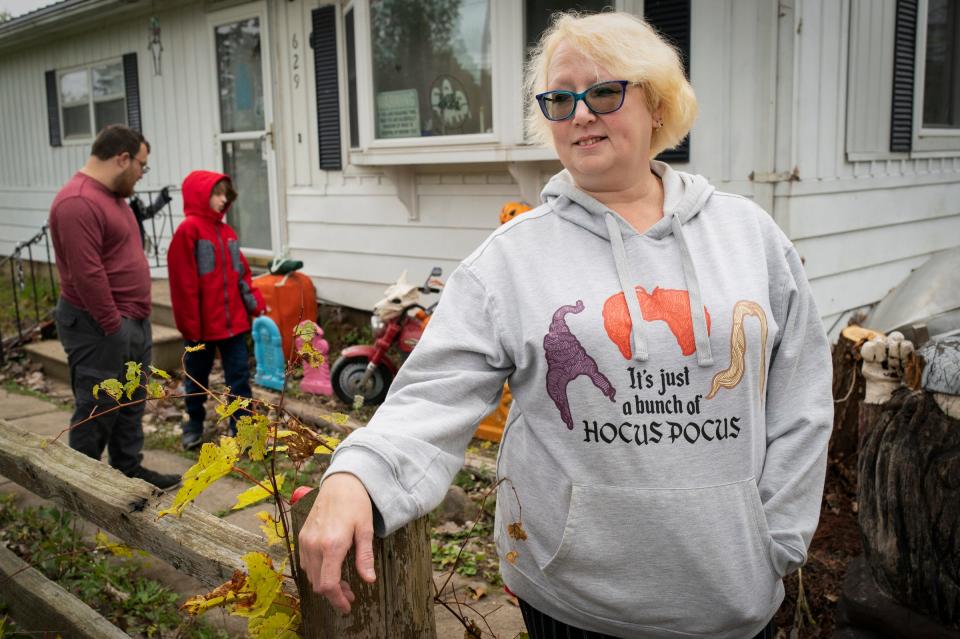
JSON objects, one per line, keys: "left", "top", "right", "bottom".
{"left": 923, "top": 0, "right": 960, "bottom": 128}
{"left": 369, "top": 0, "right": 493, "bottom": 139}
{"left": 524, "top": 1, "right": 613, "bottom": 51}
{"left": 58, "top": 61, "right": 126, "bottom": 139}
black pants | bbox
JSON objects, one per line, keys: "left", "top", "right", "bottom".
{"left": 519, "top": 599, "right": 775, "bottom": 639}
{"left": 182, "top": 333, "right": 252, "bottom": 436}
{"left": 55, "top": 297, "right": 151, "bottom": 475}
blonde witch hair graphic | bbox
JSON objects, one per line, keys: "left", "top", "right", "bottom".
{"left": 706, "top": 300, "right": 768, "bottom": 403}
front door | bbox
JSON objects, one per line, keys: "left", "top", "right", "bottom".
{"left": 209, "top": 4, "right": 278, "bottom": 254}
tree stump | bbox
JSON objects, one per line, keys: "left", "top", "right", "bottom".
{"left": 832, "top": 331, "right": 868, "bottom": 461}
{"left": 858, "top": 388, "right": 960, "bottom": 627}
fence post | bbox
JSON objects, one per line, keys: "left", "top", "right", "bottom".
{"left": 291, "top": 489, "right": 437, "bottom": 639}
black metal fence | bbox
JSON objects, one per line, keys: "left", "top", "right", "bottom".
{"left": 0, "top": 225, "right": 58, "bottom": 364}
{"left": 0, "top": 186, "right": 177, "bottom": 364}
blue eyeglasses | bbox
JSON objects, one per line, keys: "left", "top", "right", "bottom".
{"left": 535, "top": 80, "right": 634, "bottom": 121}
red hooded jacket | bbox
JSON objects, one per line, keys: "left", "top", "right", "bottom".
{"left": 167, "top": 171, "right": 266, "bottom": 342}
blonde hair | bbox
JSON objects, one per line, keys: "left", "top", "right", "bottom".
{"left": 524, "top": 11, "right": 697, "bottom": 159}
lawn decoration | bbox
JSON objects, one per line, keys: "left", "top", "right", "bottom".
{"left": 253, "top": 315, "right": 285, "bottom": 391}
{"left": 295, "top": 320, "right": 332, "bottom": 396}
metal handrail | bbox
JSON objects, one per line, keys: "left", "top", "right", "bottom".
{"left": 0, "top": 185, "right": 178, "bottom": 364}
{"left": 0, "top": 224, "right": 58, "bottom": 364}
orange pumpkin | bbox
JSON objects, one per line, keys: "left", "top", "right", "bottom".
{"left": 499, "top": 201, "right": 533, "bottom": 225}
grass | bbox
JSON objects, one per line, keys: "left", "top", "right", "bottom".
{"left": 0, "top": 264, "right": 58, "bottom": 339}
{"left": 0, "top": 495, "right": 231, "bottom": 638}
{"left": 2, "top": 380, "right": 68, "bottom": 407}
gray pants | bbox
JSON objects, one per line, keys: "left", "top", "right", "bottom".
{"left": 54, "top": 297, "right": 152, "bottom": 475}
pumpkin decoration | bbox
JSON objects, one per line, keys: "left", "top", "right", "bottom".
{"left": 499, "top": 201, "right": 533, "bottom": 225}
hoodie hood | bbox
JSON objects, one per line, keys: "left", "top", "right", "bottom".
{"left": 541, "top": 160, "right": 716, "bottom": 366}
{"left": 182, "top": 170, "right": 232, "bottom": 222}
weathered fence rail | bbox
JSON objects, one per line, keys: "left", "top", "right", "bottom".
{"left": 0, "top": 418, "right": 436, "bottom": 638}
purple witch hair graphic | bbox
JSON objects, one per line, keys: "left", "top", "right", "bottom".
{"left": 543, "top": 301, "right": 617, "bottom": 429}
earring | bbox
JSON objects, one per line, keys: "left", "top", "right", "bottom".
{"left": 655, "top": 118, "right": 664, "bottom": 129}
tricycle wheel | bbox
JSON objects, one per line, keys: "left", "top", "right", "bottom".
{"left": 330, "top": 356, "right": 393, "bottom": 406}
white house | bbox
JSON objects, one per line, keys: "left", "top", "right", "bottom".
{"left": 1, "top": 0, "right": 958, "bottom": 335}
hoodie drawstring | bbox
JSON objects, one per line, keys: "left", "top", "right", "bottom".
{"left": 604, "top": 211, "right": 714, "bottom": 367}
{"left": 605, "top": 214, "right": 649, "bottom": 362}
{"left": 670, "top": 215, "right": 714, "bottom": 366}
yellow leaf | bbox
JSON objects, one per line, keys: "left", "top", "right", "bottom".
{"left": 217, "top": 397, "right": 251, "bottom": 424}
{"left": 92, "top": 384, "right": 100, "bottom": 399}
{"left": 237, "top": 415, "right": 271, "bottom": 461}
{"left": 146, "top": 382, "right": 165, "bottom": 399}
{"left": 98, "top": 378, "right": 124, "bottom": 402}
{"left": 185, "top": 343, "right": 206, "bottom": 352}
{"left": 233, "top": 552, "right": 284, "bottom": 619}
{"left": 180, "top": 571, "right": 248, "bottom": 615}
{"left": 124, "top": 361, "right": 142, "bottom": 384}
{"left": 94, "top": 531, "right": 134, "bottom": 559}
{"left": 329, "top": 413, "right": 349, "bottom": 426}
{"left": 507, "top": 522, "right": 528, "bottom": 541}
{"left": 124, "top": 379, "right": 139, "bottom": 400}
{"left": 505, "top": 551, "right": 518, "bottom": 565}
{"left": 249, "top": 612, "right": 300, "bottom": 639}
{"left": 158, "top": 437, "right": 240, "bottom": 518}
{"left": 255, "top": 511, "right": 287, "bottom": 547}
{"left": 148, "top": 365, "right": 171, "bottom": 380}
{"left": 232, "top": 475, "right": 285, "bottom": 511}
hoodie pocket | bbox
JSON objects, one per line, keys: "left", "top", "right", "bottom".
{"left": 540, "top": 478, "right": 779, "bottom": 635}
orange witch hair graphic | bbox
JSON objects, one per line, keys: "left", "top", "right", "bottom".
{"left": 706, "top": 300, "right": 768, "bottom": 402}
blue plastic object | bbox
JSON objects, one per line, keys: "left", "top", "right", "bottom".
{"left": 253, "top": 316, "right": 285, "bottom": 391}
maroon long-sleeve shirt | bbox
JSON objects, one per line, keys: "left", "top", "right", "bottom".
{"left": 49, "top": 172, "right": 151, "bottom": 334}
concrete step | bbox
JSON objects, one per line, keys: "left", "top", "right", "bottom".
{"left": 24, "top": 323, "right": 184, "bottom": 384}
{"left": 150, "top": 278, "right": 175, "bottom": 329}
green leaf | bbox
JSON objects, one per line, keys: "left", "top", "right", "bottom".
{"left": 92, "top": 384, "right": 100, "bottom": 399}
{"left": 146, "top": 382, "right": 165, "bottom": 399}
{"left": 216, "top": 397, "right": 251, "bottom": 424}
{"left": 124, "top": 379, "right": 139, "bottom": 401}
{"left": 148, "top": 365, "right": 171, "bottom": 380}
{"left": 125, "top": 361, "right": 143, "bottom": 384}
{"left": 98, "top": 378, "right": 124, "bottom": 402}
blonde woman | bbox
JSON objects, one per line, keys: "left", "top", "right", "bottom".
{"left": 299, "top": 11, "right": 832, "bottom": 638}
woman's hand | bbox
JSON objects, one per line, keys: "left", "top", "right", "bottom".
{"left": 297, "top": 473, "right": 377, "bottom": 614}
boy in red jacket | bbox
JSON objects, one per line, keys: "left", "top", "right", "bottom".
{"left": 167, "top": 171, "right": 266, "bottom": 450}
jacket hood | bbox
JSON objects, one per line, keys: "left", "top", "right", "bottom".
{"left": 182, "top": 170, "right": 232, "bottom": 222}
{"left": 540, "top": 160, "right": 716, "bottom": 366}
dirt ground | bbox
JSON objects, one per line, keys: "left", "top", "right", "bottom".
{"left": 774, "top": 451, "right": 862, "bottom": 637}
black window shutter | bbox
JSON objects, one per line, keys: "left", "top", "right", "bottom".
{"left": 310, "top": 5, "right": 342, "bottom": 171}
{"left": 890, "top": 0, "right": 917, "bottom": 152}
{"left": 45, "top": 70, "right": 62, "bottom": 147}
{"left": 123, "top": 53, "right": 142, "bottom": 132}
{"left": 644, "top": 0, "right": 690, "bottom": 163}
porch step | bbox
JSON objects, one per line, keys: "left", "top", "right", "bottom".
{"left": 150, "top": 278, "right": 175, "bottom": 329}
{"left": 23, "top": 323, "right": 184, "bottom": 385}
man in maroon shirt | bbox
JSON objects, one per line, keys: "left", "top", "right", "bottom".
{"left": 49, "top": 125, "right": 179, "bottom": 490}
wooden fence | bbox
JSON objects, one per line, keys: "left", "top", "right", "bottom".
{"left": 0, "top": 418, "right": 436, "bottom": 638}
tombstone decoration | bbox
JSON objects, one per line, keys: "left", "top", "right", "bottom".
{"left": 253, "top": 315, "right": 285, "bottom": 391}
{"left": 858, "top": 334, "right": 960, "bottom": 627}
{"left": 296, "top": 320, "right": 332, "bottom": 396}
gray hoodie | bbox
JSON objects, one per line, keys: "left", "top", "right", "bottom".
{"left": 326, "top": 161, "right": 833, "bottom": 638}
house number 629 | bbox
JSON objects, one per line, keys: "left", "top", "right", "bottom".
{"left": 291, "top": 33, "right": 300, "bottom": 89}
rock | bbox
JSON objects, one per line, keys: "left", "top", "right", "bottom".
{"left": 434, "top": 485, "right": 474, "bottom": 525}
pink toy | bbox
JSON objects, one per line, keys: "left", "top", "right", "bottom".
{"left": 296, "top": 320, "right": 333, "bottom": 396}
